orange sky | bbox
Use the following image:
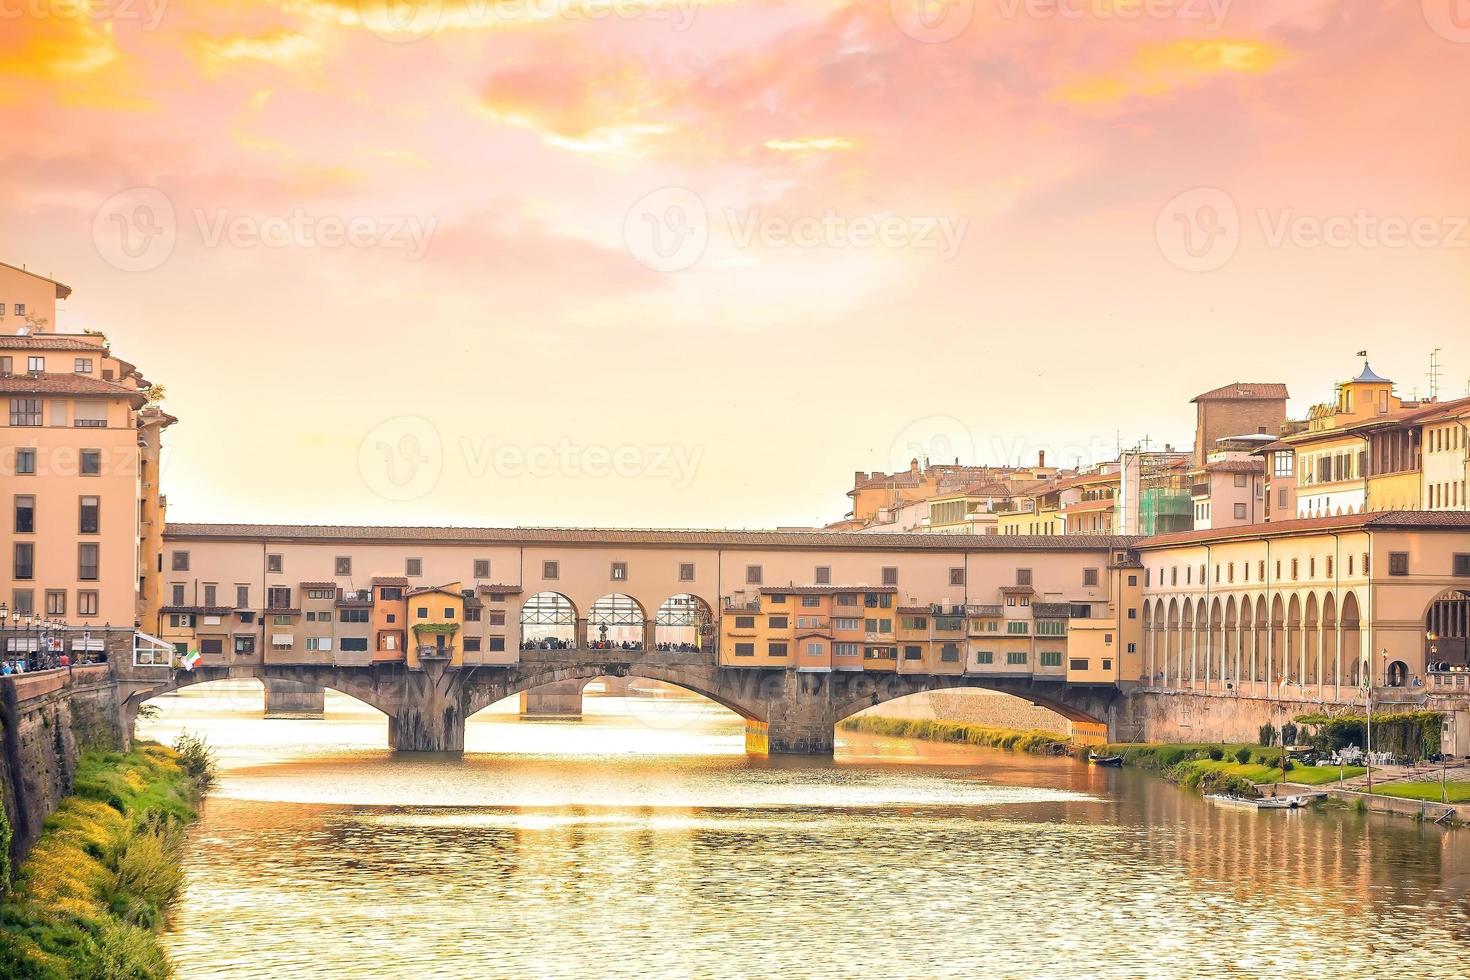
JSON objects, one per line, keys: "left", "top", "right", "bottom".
{"left": 3, "top": 0, "right": 1468, "bottom": 528}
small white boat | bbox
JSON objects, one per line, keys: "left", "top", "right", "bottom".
{"left": 1207, "top": 794, "right": 1304, "bottom": 810}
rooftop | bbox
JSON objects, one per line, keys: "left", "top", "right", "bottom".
{"left": 1136, "top": 511, "right": 1470, "bottom": 549}
{"left": 1191, "top": 382, "right": 1290, "bottom": 403}
{"left": 0, "top": 261, "right": 71, "bottom": 300}
{"left": 164, "top": 523, "right": 1141, "bottom": 551}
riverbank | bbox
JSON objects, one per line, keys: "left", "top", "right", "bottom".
{"left": 0, "top": 737, "right": 214, "bottom": 978}
{"left": 839, "top": 716, "right": 1072, "bottom": 754}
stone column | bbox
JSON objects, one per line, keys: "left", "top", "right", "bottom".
{"left": 388, "top": 661, "right": 465, "bottom": 752}
{"left": 519, "top": 678, "right": 584, "bottom": 719}
{"left": 760, "top": 671, "right": 838, "bottom": 755}
{"left": 263, "top": 678, "right": 325, "bottom": 719}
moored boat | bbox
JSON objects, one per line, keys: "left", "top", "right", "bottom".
{"left": 1088, "top": 753, "right": 1124, "bottom": 767}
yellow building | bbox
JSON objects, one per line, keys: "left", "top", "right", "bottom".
{"left": 406, "top": 583, "right": 465, "bottom": 667}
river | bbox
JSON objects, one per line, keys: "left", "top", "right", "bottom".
{"left": 139, "top": 683, "right": 1470, "bottom": 978}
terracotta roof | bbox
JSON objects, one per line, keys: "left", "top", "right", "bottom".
{"left": 298, "top": 581, "right": 339, "bottom": 590}
{"left": 0, "top": 261, "right": 71, "bottom": 298}
{"left": 1137, "top": 511, "right": 1470, "bottom": 549}
{"left": 159, "top": 605, "right": 235, "bottom": 616}
{"left": 262, "top": 608, "right": 301, "bottom": 616}
{"left": 0, "top": 372, "right": 145, "bottom": 404}
{"left": 164, "top": 523, "right": 1141, "bottom": 552}
{"left": 477, "top": 583, "right": 523, "bottom": 595}
{"left": 1063, "top": 498, "right": 1116, "bottom": 514}
{"left": 1202, "top": 459, "right": 1265, "bottom": 474}
{"left": 405, "top": 584, "right": 463, "bottom": 599}
{"left": 758, "top": 585, "right": 899, "bottom": 595}
{"left": 372, "top": 575, "right": 409, "bottom": 586}
{"left": 334, "top": 597, "right": 372, "bottom": 608}
{"left": 0, "top": 335, "right": 103, "bottom": 352}
{"left": 1191, "top": 383, "right": 1290, "bottom": 403}
{"left": 1000, "top": 585, "right": 1035, "bottom": 595}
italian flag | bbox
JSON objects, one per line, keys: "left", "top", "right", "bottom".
{"left": 181, "top": 648, "right": 201, "bottom": 671}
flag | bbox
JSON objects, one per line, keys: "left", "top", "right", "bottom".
{"left": 1356, "top": 350, "right": 1367, "bottom": 357}
{"left": 181, "top": 648, "right": 201, "bottom": 671}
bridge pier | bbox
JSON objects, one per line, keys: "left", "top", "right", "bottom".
{"left": 519, "top": 678, "right": 584, "bottom": 720}
{"left": 263, "top": 679, "right": 325, "bottom": 719}
{"left": 751, "top": 671, "right": 839, "bottom": 755}
{"left": 387, "top": 663, "right": 466, "bottom": 752}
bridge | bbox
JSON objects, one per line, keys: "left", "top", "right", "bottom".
{"left": 110, "top": 648, "right": 1123, "bottom": 754}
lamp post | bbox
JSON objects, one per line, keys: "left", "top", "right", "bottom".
{"left": 0, "top": 603, "right": 8, "bottom": 669}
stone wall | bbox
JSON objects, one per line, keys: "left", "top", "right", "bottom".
{"left": 0, "top": 665, "right": 125, "bottom": 867}
{"left": 1116, "top": 689, "right": 1331, "bottom": 745}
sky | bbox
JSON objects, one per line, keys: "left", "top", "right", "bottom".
{"left": 2, "top": 0, "right": 1468, "bottom": 529}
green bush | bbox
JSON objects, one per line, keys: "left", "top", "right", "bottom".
{"left": 1207, "top": 746, "right": 1225, "bottom": 761}
{"left": 1234, "top": 748, "right": 1252, "bottom": 765}
{"left": 1259, "top": 723, "right": 1277, "bottom": 746}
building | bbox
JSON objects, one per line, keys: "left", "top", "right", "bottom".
{"left": 844, "top": 456, "right": 1059, "bottom": 529}
{"left": 0, "top": 262, "right": 172, "bottom": 655}
{"left": 1189, "top": 382, "right": 1289, "bottom": 468}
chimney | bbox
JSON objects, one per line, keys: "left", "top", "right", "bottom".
{"left": 1038, "top": 450, "right": 1046, "bottom": 468}
{"left": 910, "top": 457, "right": 920, "bottom": 476}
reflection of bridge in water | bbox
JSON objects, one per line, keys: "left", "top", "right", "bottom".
{"left": 114, "top": 648, "right": 1121, "bottom": 755}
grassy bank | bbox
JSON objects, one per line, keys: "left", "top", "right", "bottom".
{"left": 840, "top": 715, "right": 1072, "bottom": 755}
{"left": 1371, "top": 781, "right": 1470, "bottom": 804}
{"left": 0, "top": 736, "right": 215, "bottom": 979}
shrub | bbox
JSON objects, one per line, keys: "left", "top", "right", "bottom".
{"left": 1234, "top": 748, "right": 1252, "bottom": 765}
{"left": 1207, "top": 746, "right": 1225, "bottom": 761}
{"left": 172, "top": 732, "right": 218, "bottom": 793}
{"left": 1259, "top": 723, "right": 1277, "bottom": 746}
{"left": 1280, "top": 722, "right": 1298, "bottom": 747}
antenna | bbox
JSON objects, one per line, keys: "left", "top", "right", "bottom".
{"left": 1428, "top": 347, "right": 1443, "bottom": 401}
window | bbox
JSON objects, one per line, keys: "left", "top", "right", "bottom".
{"left": 1233, "top": 503, "right": 1247, "bottom": 520}
{"left": 734, "top": 642, "right": 755, "bottom": 657}
{"left": 1082, "top": 568, "right": 1098, "bottom": 587}
{"left": 542, "top": 560, "right": 559, "bottom": 580}
{"left": 806, "top": 641, "right": 824, "bottom": 656}
{"left": 1128, "top": 607, "right": 1137, "bottom": 619}
{"left": 768, "top": 616, "right": 788, "bottom": 629}
{"left": 489, "top": 611, "right": 505, "bottom": 626}
{"left": 1454, "top": 554, "right": 1470, "bottom": 578}
{"left": 463, "top": 558, "right": 489, "bottom": 579}
{"left": 611, "top": 562, "right": 627, "bottom": 581}
{"left": 1016, "top": 568, "right": 1032, "bottom": 586}
{"left": 1039, "top": 651, "right": 1063, "bottom": 667}
{"left": 341, "top": 637, "right": 369, "bottom": 652}
{"left": 16, "top": 305, "right": 26, "bottom": 318}
{"left": 74, "top": 357, "right": 93, "bottom": 374}
{"left": 865, "top": 618, "right": 892, "bottom": 633}
{"left": 443, "top": 607, "right": 455, "bottom": 618}
{"left": 338, "top": 608, "right": 370, "bottom": 623}
{"left": 79, "top": 449, "right": 101, "bottom": 475}
{"left": 406, "top": 557, "right": 422, "bottom": 577}
{"left": 79, "top": 495, "right": 99, "bottom": 533}
{"left": 45, "top": 590, "right": 66, "bottom": 615}
{"left": 734, "top": 616, "right": 755, "bottom": 629}
{"left": 78, "top": 543, "right": 99, "bottom": 580}
{"left": 746, "top": 565, "right": 763, "bottom": 585}
{"left": 267, "top": 586, "right": 291, "bottom": 608}
{"left": 1006, "top": 622, "right": 1028, "bottom": 634}
{"left": 235, "top": 636, "right": 256, "bottom": 655}
{"left": 465, "top": 606, "right": 481, "bottom": 622}
{"left": 9, "top": 398, "right": 41, "bottom": 426}
{"left": 14, "top": 494, "right": 33, "bottom": 533}
{"left": 172, "top": 551, "right": 189, "bottom": 571}
{"left": 814, "top": 566, "right": 831, "bottom": 585}
{"left": 78, "top": 590, "right": 98, "bottom": 616}
{"left": 1070, "top": 659, "right": 1090, "bottom": 671}
{"left": 902, "top": 615, "right": 928, "bottom": 630}
{"left": 834, "top": 642, "right": 859, "bottom": 658}
{"left": 1006, "top": 651, "right": 1028, "bottom": 665}
{"left": 1290, "top": 558, "right": 1299, "bottom": 580}
{"left": 336, "top": 556, "right": 353, "bottom": 576}
{"left": 939, "top": 643, "right": 960, "bottom": 663}
{"left": 236, "top": 585, "right": 250, "bottom": 608}
{"left": 1036, "top": 620, "right": 1065, "bottom": 636}
{"left": 463, "top": 636, "right": 482, "bottom": 652}
{"left": 15, "top": 448, "right": 35, "bottom": 474}
{"left": 26, "top": 356, "right": 42, "bottom": 372}
{"left": 1388, "top": 552, "right": 1409, "bottom": 577}
{"left": 950, "top": 567, "right": 965, "bottom": 586}
{"left": 306, "top": 637, "right": 334, "bottom": 652}
{"left": 488, "top": 637, "right": 506, "bottom": 652}
{"left": 266, "top": 554, "right": 283, "bottom": 574}
{"left": 881, "top": 566, "right": 898, "bottom": 586}
{"left": 834, "top": 617, "right": 860, "bottom": 631}
{"left": 416, "top": 607, "right": 428, "bottom": 619}
{"left": 975, "top": 650, "right": 994, "bottom": 665}
{"left": 204, "top": 584, "right": 217, "bottom": 606}
{"left": 11, "top": 590, "right": 32, "bottom": 616}
{"left": 13, "top": 542, "right": 33, "bottom": 579}
{"left": 903, "top": 645, "right": 923, "bottom": 661}
{"left": 171, "top": 584, "right": 185, "bottom": 605}
{"left": 679, "top": 562, "right": 695, "bottom": 582}
{"left": 768, "top": 593, "right": 787, "bottom": 604}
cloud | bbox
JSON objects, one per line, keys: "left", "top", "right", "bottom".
{"left": 1055, "top": 38, "right": 1287, "bottom": 104}
{"left": 191, "top": 30, "right": 323, "bottom": 75}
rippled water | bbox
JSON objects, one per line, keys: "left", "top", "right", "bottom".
{"left": 140, "top": 684, "right": 1470, "bottom": 978}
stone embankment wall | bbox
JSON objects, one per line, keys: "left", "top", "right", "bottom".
{"left": 0, "top": 665, "right": 125, "bottom": 866}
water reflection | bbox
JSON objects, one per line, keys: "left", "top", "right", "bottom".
{"left": 142, "top": 684, "right": 1470, "bottom": 978}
